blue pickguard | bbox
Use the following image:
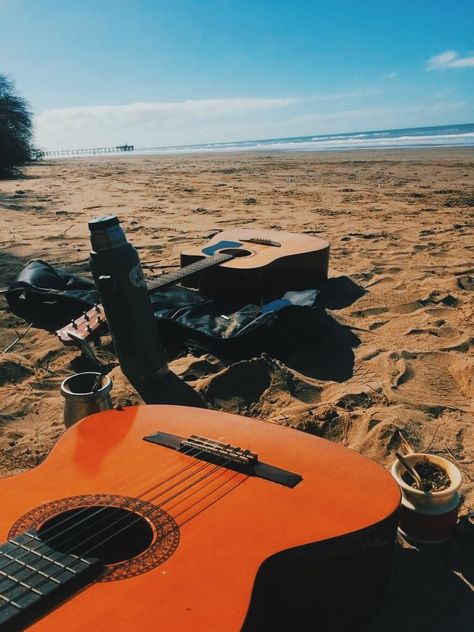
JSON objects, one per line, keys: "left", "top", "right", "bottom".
{"left": 202, "top": 240, "right": 243, "bottom": 256}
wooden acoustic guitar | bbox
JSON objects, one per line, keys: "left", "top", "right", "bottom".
{"left": 0, "top": 405, "right": 400, "bottom": 631}
{"left": 56, "top": 228, "right": 329, "bottom": 349}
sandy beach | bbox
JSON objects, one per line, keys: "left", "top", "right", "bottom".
{"left": 1, "top": 148, "right": 473, "bottom": 629}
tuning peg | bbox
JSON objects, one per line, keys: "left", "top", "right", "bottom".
{"left": 94, "top": 303, "right": 101, "bottom": 312}
{"left": 70, "top": 319, "right": 78, "bottom": 329}
{"left": 87, "top": 324, "right": 93, "bottom": 334}
{"left": 83, "top": 311, "right": 90, "bottom": 321}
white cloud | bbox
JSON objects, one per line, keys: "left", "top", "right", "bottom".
{"left": 308, "top": 89, "right": 380, "bottom": 101}
{"left": 34, "top": 92, "right": 380, "bottom": 149}
{"left": 35, "top": 97, "right": 300, "bottom": 150}
{"left": 33, "top": 91, "right": 470, "bottom": 151}
{"left": 380, "top": 72, "right": 398, "bottom": 80}
{"left": 426, "top": 50, "right": 474, "bottom": 70}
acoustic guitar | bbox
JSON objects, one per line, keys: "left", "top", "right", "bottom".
{"left": 56, "top": 228, "right": 329, "bottom": 349}
{"left": 0, "top": 405, "right": 400, "bottom": 631}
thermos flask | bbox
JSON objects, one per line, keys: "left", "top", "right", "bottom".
{"left": 88, "top": 215, "right": 168, "bottom": 385}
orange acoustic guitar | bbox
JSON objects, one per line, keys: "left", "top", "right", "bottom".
{"left": 56, "top": 228, "right": 329, "bottom": 350}
{"left": 0, "top": 405, "right": 400, "bottom": 631}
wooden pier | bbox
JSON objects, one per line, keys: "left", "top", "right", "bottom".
{"left": 42, "top": 144, "right": 134, "bottom": 158}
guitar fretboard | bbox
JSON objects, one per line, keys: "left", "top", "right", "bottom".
{"left": 57, "top": 251, "right": 236, "bottom": 345}
{"left": 146, "top": 251, "right": 235, "bottom": 294}
{"left": 0, "top": 531, "right": 103, "bottom": 630}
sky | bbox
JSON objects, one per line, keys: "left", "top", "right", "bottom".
{"left": 0, "top": 0, "right": 473, "bottom": 150}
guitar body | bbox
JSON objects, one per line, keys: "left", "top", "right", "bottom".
{"left": 0, "top": 406, "right": 399, "bottom": 631}
{"left": 180, "top": 229, "right": 330, "bottom": 299}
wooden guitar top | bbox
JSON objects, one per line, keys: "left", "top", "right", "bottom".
{"left": 0, "top": 406, "right": 399, "bottom": 631}
{"left": 181, "top": 228, "right": 330, "bottom": 270}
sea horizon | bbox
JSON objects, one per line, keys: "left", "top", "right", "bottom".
{"left": 43, "top": 122, "right": 474, "bottom": 158}
{"left": 136, "top": 122, "right": 474, "bottom": 156}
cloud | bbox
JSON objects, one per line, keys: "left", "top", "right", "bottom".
{"left": 308, "top": 89, "right": 380, "bottom": 101}
{"left": 34, "top": 92, "right": 379, "bottom": 149}
{"left": 34, "top": 97, "right": 298, "bottom": 149}
{"left": 380, "top": 72, "right": 398, "bottom": 80}
{"left": 426, "top": 50, "right": 474, "bottom": 70}
{"left": 37, "top": 97, "right": 299, "bottom": 135}
{"left": 34, "top": 92, "right": 470, "bottom": 152}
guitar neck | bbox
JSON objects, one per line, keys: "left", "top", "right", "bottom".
{"left": 146, "top": 251, "right": 235, "bottom": 294}
{"left": 0, "top": 531, "right": 103, "bottom": 629}
{"left": 56, "top": 251, "right": 235, "bottom": 345}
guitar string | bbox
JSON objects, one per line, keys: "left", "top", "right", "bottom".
{"left": 0, "top": 435, "right": 246, "bottom": 588}
{"left": 0, "top": 460, "right": 212, "bottom": 608}
{"left": 9, "top": 441, "right": 205, "bottom": 548}
{"left": 28, "top": 456, "right": 219, "bottom": 559}
{"left": 0, "top": 456, "right": 232, "bottom": 601}
{"left": 0, "top": 450, "right": 204, "bottom": 574}
{"left": 0, "top": 451, "right": 242, "bottom": 609}
{"left": 173, "top": 470, "right": 248, "bottom": 527}
{"left": 83, "top": 467, "right": 248, "bottom": 561}
{"left": 0, "top": 468, "right": 248, "bottom": 610}
{"left": 162, "top": 465, "right": 239, "bottom": 515}
{"left": 0, "top": 466, "right": 247, "bottom": 615}
{"left": 67, "top": 457, "right": 240, "bottom": 557}
{"left": 0, "top": 459, "right": 230, "bottom": 607}
{"left": 0, "top": 430, "right": 232, "bottom": 588}
{"left": 0, "top": 441, "right": 211, "bottom": 576}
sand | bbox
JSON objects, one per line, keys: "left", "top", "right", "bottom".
{"left": 0, "top": 148, "right": 473, "bottom": 629}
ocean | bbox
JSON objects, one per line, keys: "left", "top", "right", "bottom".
{"left": 137, "top": 123, "right": 474, "bottom": 155}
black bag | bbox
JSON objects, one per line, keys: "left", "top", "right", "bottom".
{"left": 6, "top": 260, "right": 326, "bottom": 356}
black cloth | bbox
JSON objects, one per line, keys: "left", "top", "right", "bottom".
{"left": 5, "top": 260, "right": 325, "bottom": 355}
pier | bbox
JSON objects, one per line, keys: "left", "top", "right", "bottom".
{"left": 42, "top": 144, "right": 134, "bottom": 158}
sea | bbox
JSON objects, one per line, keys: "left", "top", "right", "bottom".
{"left": 137, "top": 123, "right": 474, "bottom": 155}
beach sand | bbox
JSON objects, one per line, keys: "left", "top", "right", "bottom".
{"left": 1, "top": 149, "right": 473, "bottom": 629}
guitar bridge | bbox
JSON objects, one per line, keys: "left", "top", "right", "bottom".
{"left": 144, "top": 431, "right": 301, "bottom": 488}
{"left": 180, "top": 435, "right": 258, "bottom": 466}
{"left": 240, "top": 237, "right": 281, "bottom": 247}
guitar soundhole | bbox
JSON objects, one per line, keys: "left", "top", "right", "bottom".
{"left": 37, "top": 506, "right": 153, "bottom": 564}
{"left": 9, "top": 494, "right": 180, "bottom": 581}
{"left": 218, "top": 247, "right": 253, "bottom": 257}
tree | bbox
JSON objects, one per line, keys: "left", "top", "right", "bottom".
{"left": 0, "top": 75, "right": 34, "bottom": 177}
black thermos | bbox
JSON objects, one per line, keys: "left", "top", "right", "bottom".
{"left": 88, "top": 215, "right": 168, "bottom": 384}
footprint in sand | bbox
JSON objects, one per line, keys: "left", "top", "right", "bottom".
{"left": 385, "top": 351, "right": 473, "bottom": 412}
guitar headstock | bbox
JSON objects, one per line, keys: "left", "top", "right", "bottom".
{"left": 56, "top": 304, "right": 108, "bottom": 346}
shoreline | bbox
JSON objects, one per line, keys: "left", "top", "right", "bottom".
{"left": 39, "top": 120, "right": 474, "bottom": 158}
{"left": 41, "top": 145, "right": 474, "bottom": 162}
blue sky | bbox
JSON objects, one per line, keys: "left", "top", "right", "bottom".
{"left": 1, "top": 0, "right": 473, "bottom": 149}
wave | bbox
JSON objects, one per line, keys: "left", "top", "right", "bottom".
{"left": 46, "top": 124, "right": 474, "bottom": 159}
{"left": 135, "top": 125, "right": 474, "bottom": 155}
